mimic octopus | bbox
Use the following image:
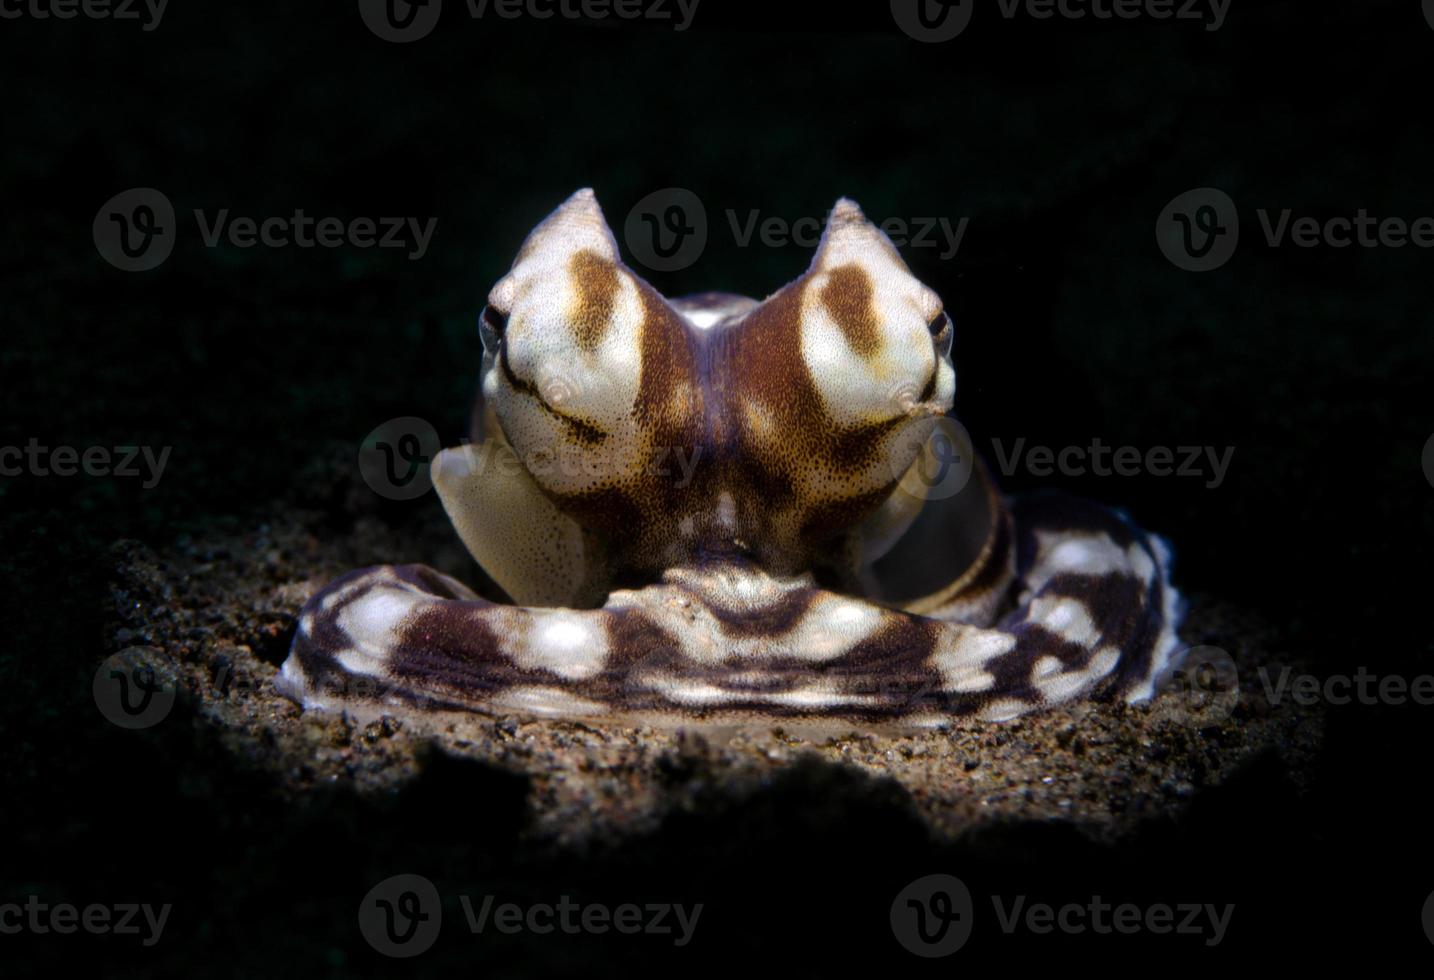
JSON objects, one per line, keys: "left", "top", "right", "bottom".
{"left": 278, "top": 189, "right": 1186, "bottom": 728}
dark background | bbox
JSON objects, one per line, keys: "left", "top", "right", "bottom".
{"left": 2, "top": 0, "right": 1431, "bottom": 973}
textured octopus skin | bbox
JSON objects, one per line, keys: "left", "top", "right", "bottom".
{"left": 278, "top": 189, "right": 1186, "bottom": 728}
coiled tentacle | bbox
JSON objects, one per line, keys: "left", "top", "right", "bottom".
{"left": 278, "top": 492, "right": 1183, "bottom": 727}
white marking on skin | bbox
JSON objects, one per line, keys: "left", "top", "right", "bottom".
{"left": 980, "top": 698, "right": 1031, "bottom": 722}
{"left": 900, "top": 713, "right": 949, "bottom": 730}
{"left": 642, "top": 674, "right": 876, "bottom": 710}
{"left": 947, "top": 669, "right": 995, "bottom": 693}
{"left": 320, "top": 586, "right": 349, "bottom": 614}
{"left": 1032, "top": 646, "right": 1120, "bottom": 702}
{"left": 279, "top": 657, "right": 306, "bottom": 686}
{"left": 1127, "top": 542, "right": 1155, "bottom": 584}
{"left": 930, "top": 629, "right": 1016, "bottom": 687}
{"left": 684, "top": 309, "right": 723, "bottom": 329}
{"left": 786, "top": 597, "right": 884, "bottom": 661}
{"left": 511, "top": 613, "right": 608, "bottom": 679}
{"left": 336, "top": 648, "right": 387, "bottom": 678}
{"left": 338, "top": 589, "right": 422, "bottom": 655}
{"left": 1131, "top": 624, "right": 1186, "bottom": 703}
{"left": 606, "top": 585, "right": 723, "bottom": 665}
{"left": 720, "top": 670, "right": 773, "bottom": 688}
{"left": 491, "top": 686, "right": 607, "bottom": 718}
{"left": 646, "top": 680, "right": 735, "bottom": 706}
{"left": 797, "top": 631, "right": 852, "bottom": 663}
{"left": 321, "top": 566, "right": 399, "bottom": 614}
{"left": 1027, "top": 595, "right": 1099, "bottom": 646}
{"left": 764, "top": 686, "right": 876, "bottom": 709}
{"left": 716, "top": 493, "right": 737, "bottom": 533}
{"left": 1033, "top": 656, "right": 1064, "bottom": 678}
{"left": 1026, "top": 531, "right": 1128, "bottom": 594}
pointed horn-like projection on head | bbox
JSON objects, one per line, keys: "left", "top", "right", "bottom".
{"left": 810, "top": 197, "right": 909, "bottom": 274}
{"left": 488, "top": 188, "right": 620, "bottom": 314}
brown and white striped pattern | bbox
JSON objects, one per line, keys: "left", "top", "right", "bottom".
{"left": 279, "top": 190, "right": 1185, "bottom": 727}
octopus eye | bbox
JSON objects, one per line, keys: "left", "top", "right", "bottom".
{"left": 928, "top": 310, "right": 953, "bottom": 358}
{"left": 479, "top": 305, "right": 509, "bottom": 352}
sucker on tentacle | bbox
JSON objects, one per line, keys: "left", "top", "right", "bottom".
{"left": 279, "top": 189, "right": 1185, "bottom": 728}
